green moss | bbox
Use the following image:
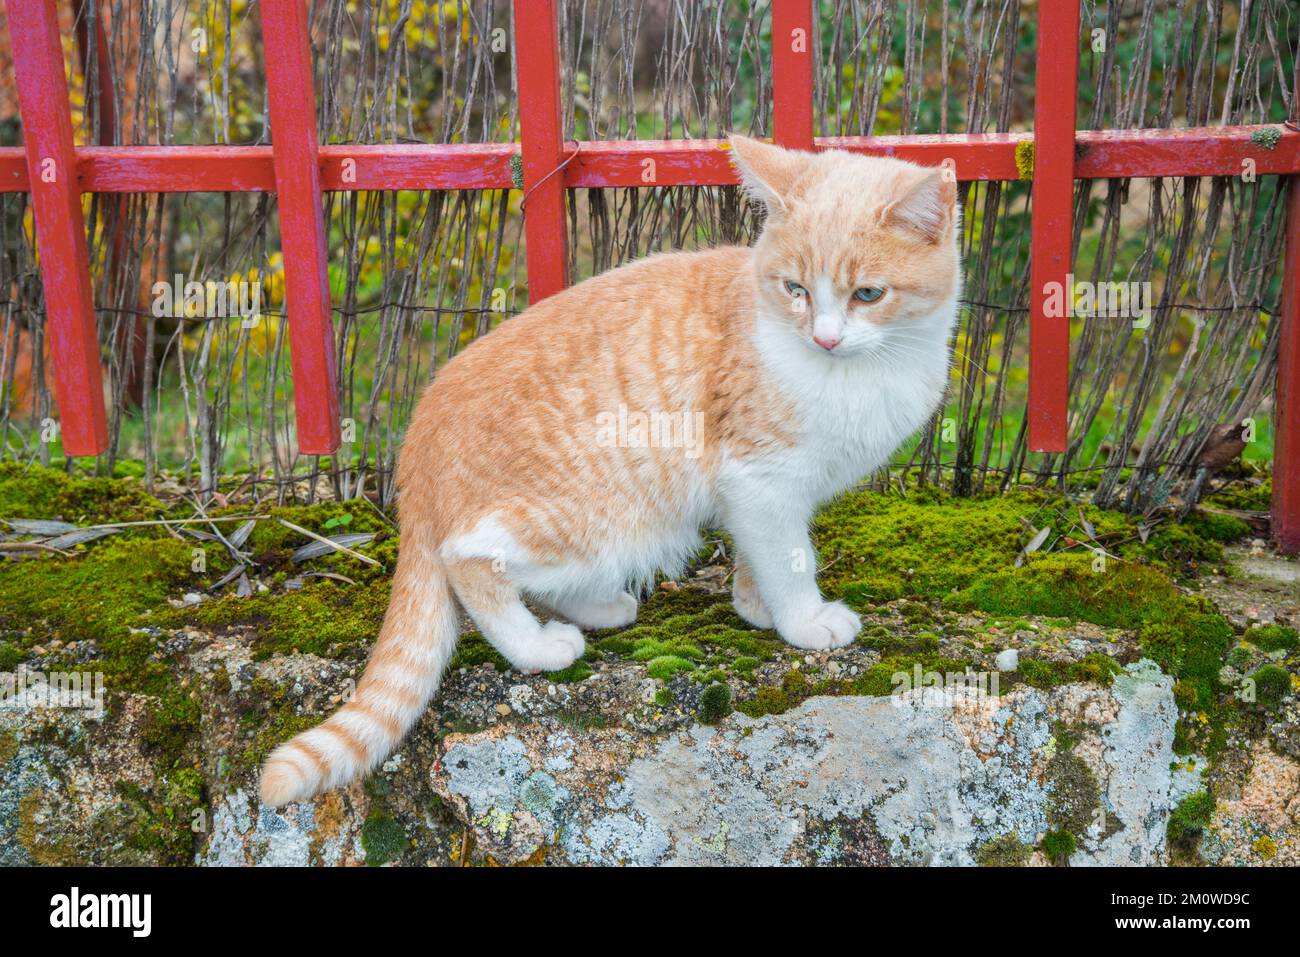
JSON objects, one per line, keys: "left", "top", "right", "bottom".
{"left": 1222, "top": 647, "right": 1253, "bottom": 670}
{"left": 590, "top": 588, "right": 783, "bottom": 666}
{"left": 1137, "top": 604, "right": 1232, "bottom": 711}
{"left": 975, "top": 833, "right": 1031, "bottom": 867}
{"left": 546, "top": 660, "right": 593, "bottom": 683}
{"left": 1246, "top": 664, "right": 1291, "bottom": 711}
{"left": 175, "top": 577, "right": 391, "bottom": 661}
{"left": 948, "top": 554, "right": 1195, "bottom": 632}
{"left": 646, "top": 654, "right": 696, "bottom": 680}
{"left": 361, "top": 811, "right": 408, "bottom": 865}
{"left": 448, "top": 632, "right": 508, "bottom": 672}
{"left": 1042, "top": 829, "right": 1076, "bottom": 865}
{"left": 630, "top": 637, "right": 705, "bottom": 663}
{"left": 1205, "top": 479, "right": 1271, "bottom": 512}
{"left": 0, "top": 462, "right": 163, "bottom": 523}
{"left": 1243, "top": 624, "right": 1300, "bottom": 653}
{"left": 850, "top": 654, "right": 990, "bottom": 698}
{"left": 820, "top": 488, "right": 1241, "bottom": 613}
{"left": 1020, "top": 653, "right": 1123, "bottom": 690}
{"left": 1226, "top": 645, "right": 1254, "bottom": 670}
{"left": 235, "top": 677, "right": 322, "bottom": 773}
{"left": 1050, "top": 721, "right": 1079, "bottom": 753}
{"left": 698, "top": 682, "right": 732, "bottom": 724}
{"left": 0, "top": 536, "right": 205, "bottom": 693}
{"left": 112, "top": 770, "right": 206, "bottom": 866}
{"left": 0, "top": 640, "right": 23, "bottom": 670}
{"left": 0, "top": 727, "right": 16, "bottom": 765}
{"left": 1167, "top": 791, "right": 1215, "bottom": 843}
{"left": 736, "top": 685, "right": 791, "bottom": 718}
{"left": 736, "top": 669, "right": 812, "bottom": 718}
{"left": 141, "top": 687, "right": 202, "bottom": 770}
{"left": 225, "top": 502, "right": 387, "bottom": 555}
{"left": 1046, "top": 748, "right": 1101, "bottom": 835}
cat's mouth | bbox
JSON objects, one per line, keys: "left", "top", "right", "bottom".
{"left": 805, "top": 340, "right": 858, "bottom": 361}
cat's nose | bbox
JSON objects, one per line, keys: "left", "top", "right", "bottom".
{"left": 814, "top": 334, "right": 842, "bottom": 351}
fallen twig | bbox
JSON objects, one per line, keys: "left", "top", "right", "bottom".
{"left": 278, "top": 519, "right": 381, "bottom": 567}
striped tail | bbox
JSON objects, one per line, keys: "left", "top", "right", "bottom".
{"left": 259, "top": 526, "right": 457, "bottom": 806}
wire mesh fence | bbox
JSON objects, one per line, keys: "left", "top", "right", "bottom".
{"left": 0, "top": 0, "right": 1295, "bottom": 514}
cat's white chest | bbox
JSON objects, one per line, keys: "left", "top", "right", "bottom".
{"left": 793, "top": 367, "right": 942, "bottom": 498}
{"left": 747, "top": 314, "right": 952, "bottom": 503}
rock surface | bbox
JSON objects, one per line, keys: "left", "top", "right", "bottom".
{"left": 427, "top": 661, "right": 1189, "bottom": 866}
{"left": 0, "top": 654, "right": 1207, "bottom": 867}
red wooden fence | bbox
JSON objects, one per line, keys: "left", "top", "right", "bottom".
{"left": 4, "top": 0, "right": 1299, "bottom": 551}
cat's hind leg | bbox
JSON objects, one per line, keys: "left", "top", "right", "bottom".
{"left": 547, "top": 590, "right": 639, "bottom": 630}
{"left": 444, "top": 556, "right": 585, "bottom": 673}
{"left": 731, "top": 558, "right": 774, "bottom": 629}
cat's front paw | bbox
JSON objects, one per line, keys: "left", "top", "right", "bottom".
{"left": 514, "top": 621, "right": 586, "bottom": 673}
{"left": 779, "top": 601, "right": 861, "bottom": 650}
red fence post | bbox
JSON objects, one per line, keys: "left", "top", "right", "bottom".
{"left": 9, "top": 0, "right": 109, "bottom": 456}
{"left": 772, "top": 0, "right": 815, "bottom": 151}
{"left": 1027, "top": 1, "right": 1081, "bottom": 454}
{"left": 260, "top": 0, "right": 340, "bottom": 455}
{"left": 1273, "top": 82, "right": 1300, "bottom": 552}
{"left": 513, "top": 0, "right": 569, "bottom": 303}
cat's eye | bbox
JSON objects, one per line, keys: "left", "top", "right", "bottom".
{"left": 784, "top": 280, "right": 808, "bottom": 297}
{"left": 853, "top": 286, "right": 886, "bottom": 303}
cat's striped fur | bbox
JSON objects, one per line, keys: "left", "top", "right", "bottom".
{"left": 260, "top": 135, "right": 961, "bottom": 806}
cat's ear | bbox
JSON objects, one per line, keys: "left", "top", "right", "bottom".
{"left": 880, "top": 166, "right": 957, "bottom": 244}
{"left": 727, "top": 134, "right": 805, "bottom": 216}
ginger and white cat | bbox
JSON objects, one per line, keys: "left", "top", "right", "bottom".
{"left": 260, "top": 135, "right": 961, "bottom": 805}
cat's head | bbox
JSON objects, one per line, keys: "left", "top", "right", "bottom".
{"left": 729, "top": 134, "right": 961, "bottom": 360}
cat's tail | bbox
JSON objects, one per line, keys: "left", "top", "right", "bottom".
{"left": 259, "top": 523, "right": 458, "bottom": 806}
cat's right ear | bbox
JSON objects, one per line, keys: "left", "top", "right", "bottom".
{"left": 727, "top": 134, "right": 804, "bottom": 217}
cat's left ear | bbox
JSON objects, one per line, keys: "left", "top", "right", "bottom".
{"left": 880, "top": 166, "right": 958, "bottom": 244}
{"left": 727, "top": 134, "right": 806, "bottom": 217}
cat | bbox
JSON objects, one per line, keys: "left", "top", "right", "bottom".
{"left": 260, "top": 134, "right": 962, "bottom": 806}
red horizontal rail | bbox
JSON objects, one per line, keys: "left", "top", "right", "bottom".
{"left": 2, "top": 126, "right": 1297, "bottom": 194}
